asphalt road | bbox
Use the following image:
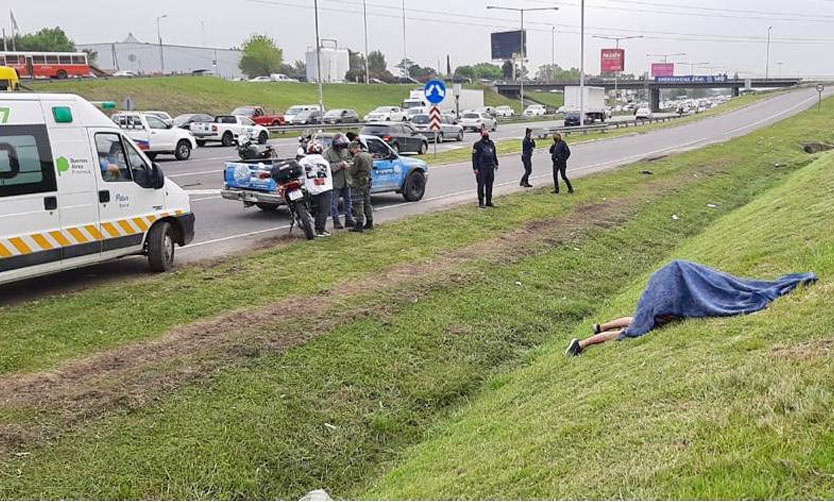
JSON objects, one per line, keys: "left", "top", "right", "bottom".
{"left": 0, "top": 89, "right": 823, "bottom": 302}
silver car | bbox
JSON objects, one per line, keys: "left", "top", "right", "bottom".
{"left": 410, "top": 114, "right": 465, "bottom": 142}
{"left": 459, "top": 112, "right": 497, "bottom": 132}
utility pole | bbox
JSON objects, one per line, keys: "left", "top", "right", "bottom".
{"left": 551, "top": 26, "right": 556, "bottom": 82}
{"left": 765, "top": 25, "right": 773, "bottom": 79}
{"left": 362, "top": 0, "right": 370, "bottom": 84}
{"left": 592, "top": 34, "right": 642, "bottom": 97}
{"left": 487, "top": 5, "right": 558, "bottom": 111}
{"left": 402, "top": 0, "right": 408, "bottom": 80}
{"left": 156, "top": 14, "right": 167, "bottom": 74}
{"left": 313, "top": 0, "right": 324, "bottom": 109}
{"left": 580, "top": 0, "right": 584, "bottom": 124}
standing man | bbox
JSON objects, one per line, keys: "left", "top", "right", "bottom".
{"left": 348, "top": 140, "right": 374, "bottom": 233}
{"left": 299, "top": 141, "right": 334, "bottom": 237}
{"left": 472, "top": 126, "right": 499, "bottom": 208}
{"left": 549, "top": 132, "right": 573, "bottom": 194}
{"left": 324, "top": 133, "right": 355, "bottom": 229}
{"left": 520, "top": 127, "right": 535, "bottom": 188}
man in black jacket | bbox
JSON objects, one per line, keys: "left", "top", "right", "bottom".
{"left": 549, "top": 132, "right": 574, "bottom": 194}
{"left": 472, "top": 127, "right": 499, "bottom": 208}
{"left": 520, "top": 127, "right": 535, "bottom": 187}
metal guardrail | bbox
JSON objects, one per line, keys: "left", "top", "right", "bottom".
{"left": 532, "top": 114, "right": 684, "bottom": 138}
{"left": 266, "top": 114, "right": 561, "bottom": 135}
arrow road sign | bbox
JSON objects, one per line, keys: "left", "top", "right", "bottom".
{"left": 429, "top": 106, "right": 442, "bottom": 132}
{"left": 424, "top": 79, "right": 447, "bottom": 105}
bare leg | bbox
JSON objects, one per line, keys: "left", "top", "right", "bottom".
{"left": 599, "top": 317, "right": 633, "bottom": 332}
{"left": 579, "top": 329, "right": 624, "bottom": 349}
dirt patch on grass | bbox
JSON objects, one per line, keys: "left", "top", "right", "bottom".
{"left": 0, "top": 168, "right": 719, "bottom": 454}
{"left": 770, "top": 338, "right": 834, "bottom": 361}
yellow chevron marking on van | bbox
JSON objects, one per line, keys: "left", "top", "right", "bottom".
{"left": 117, "top": 219, "right": 136, "bottom": 235}
{"left": 31, "top": 234, "right": 54, "bottom": 251}
{"left": 101, "top": 222, "right": 121, "bottom": 238}
{"left": 132, "top": 218, "right": 149, "bottom": 232}
{"left": 84, "top": 225, "right": 103, "bottom": 241}
{"left": 49, "top": 231, "right": 72, "bottom": 247}
{"left": 9, "top": 237, "right": 32, "bottom": 255}
{"left": 0, "top": 242, "right": 12, "bottom": 258}
{"left": 67, "top": 227, "right": 89, "bottom": 244}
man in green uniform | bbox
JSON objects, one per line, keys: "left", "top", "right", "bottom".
{"left": 348, "top": 140, "right": 374, "bottom": 233}
{"left": 323, "top": 133, "right": 355, "bottom": 229}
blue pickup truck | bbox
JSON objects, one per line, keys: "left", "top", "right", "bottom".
{"left": 221, "top": 134, "right": 429, "bottom": 210}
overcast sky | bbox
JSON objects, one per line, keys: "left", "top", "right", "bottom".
{"left": 7, "top": 0, "right": 834, "bottom": 77}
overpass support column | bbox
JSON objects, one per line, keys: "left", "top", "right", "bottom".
{"left": 649, "top": 88, "right": 661, "bottom": 113}
{"left": 732, "top": 87, "right": 740, "bottom": 97}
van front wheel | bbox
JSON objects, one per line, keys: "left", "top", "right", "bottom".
{"left": 147, "top": 221, "right": 175, "bottom": 272}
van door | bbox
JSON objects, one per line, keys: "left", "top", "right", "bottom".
{"left": 0, "top": 123, "right": 63, "bottom": 281}
{"left": 90, "top": 131, "right": 164, "bottom": 258}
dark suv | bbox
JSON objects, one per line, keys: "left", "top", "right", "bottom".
{"left": 564, "top": 112, "right": 594, "bottom": 127}
{"left": 360, "top": 122, "right": 429, "bottom": 155}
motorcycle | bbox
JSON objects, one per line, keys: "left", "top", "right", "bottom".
{"left": 270, "top": 159, "right": 315, "bottom": 240}
{"left": 237, "top": 135, "right": 277, "bottom": 160}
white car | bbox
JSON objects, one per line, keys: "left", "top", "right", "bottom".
{"left": 248, "top": 76, "right": 272, "bottom": 83}
{"left": 364, "top": 106, "right": 407, "bottom": 122}
{"left": 284, "top": 104, "right": 322, "bottom": 123}
{"left": 112, "top": 112, "right": 197, "bottom": 161}
{"left": 405, "top": 106, "right": 428, "bottom": 120}
{"left": 523, "top": 104, "right": 547, "bottom": 117}
{"left": 112, "top": 70, "right": 137, "bottom": 78}
{"left": 635, "top": 107, "right": 653, "bottom": 120}
{"left": 190, "top": 115, "right": 271, "bottom": 146}
{"left": 269, "top": 73, "right": 299, "bottom": 82}
{"left": 494, "top": 105, "right": 515, "bottom": 117}
{"left": 459, "top": 112, "right": 497, "bottom": 132}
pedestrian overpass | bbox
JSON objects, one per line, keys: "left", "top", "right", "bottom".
{"left": 495, "top": 77, "right": 803, "bottom": 112}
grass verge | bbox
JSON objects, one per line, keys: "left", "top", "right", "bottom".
{"left": 0, "top": 95, "right": 830, "bottom": 499}
{"left": 365, "top": 148, "right": 834, "bottom": 500}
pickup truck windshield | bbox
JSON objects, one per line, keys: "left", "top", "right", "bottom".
{"left": 286, "top": 107, "right": 304, "bottom": 115}
{"left": 231, "top": 107, "right": 255, "bottom": 116}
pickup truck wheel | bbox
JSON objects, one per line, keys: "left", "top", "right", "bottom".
{"left": 147, "top": 221, "right": 175, "bottom": 272}
{"left": 221, "top": 132, "right": 234, "bottom": 147}
{"left": 258, "top": 131, "right": 269, "bottom": 144}
{"left": 196, "top": 140, "right": 207, "bottom": 147}
{"left": 174, "top": 140, "right": 192, "bottom": 160}
{"left": 419, "top": 142, "right": 428, "bottom": 155}
{"left": 402, "top": 170, "right": 426, "bottom": 202}
{"left": 256, "top": 203, "right": 279, "bottom": 211}
{"left": 437, "top": 132, "right": 444, "bottom": 143}
{"left": 271, "top": 120, "right": 281, "bottom": 127}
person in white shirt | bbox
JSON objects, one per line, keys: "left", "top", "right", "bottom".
{"left": 299, "top": 141, "right": 334, "bottom": 237}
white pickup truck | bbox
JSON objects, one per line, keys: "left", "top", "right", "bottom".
{"left": 111, "top": 112, "right": 197, "bottom": 161}
{"left": 190, "top": 115, "right": 271, "bottom": 147}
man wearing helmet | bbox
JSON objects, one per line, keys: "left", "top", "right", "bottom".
{"left": 301, "top": 140, "right": 334, "bottom": 237}
{"left": 324, "top": 133, "right": 355, "bottom": 230}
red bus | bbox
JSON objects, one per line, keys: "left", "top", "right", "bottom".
{"left": 0, "top": 51, "right": 90, "bottom": 79}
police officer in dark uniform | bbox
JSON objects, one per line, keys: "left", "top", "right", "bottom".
{"left": 472, "top": 126, "right": 499, "bottom": 208}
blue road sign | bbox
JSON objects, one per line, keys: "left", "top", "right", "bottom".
{"left": 424, "top": 80, "right": 447, "bottom": 104}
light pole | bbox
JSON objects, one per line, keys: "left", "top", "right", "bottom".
{"left": 313, "top": 0, "right": 324, "bottom": 109}
{"left": 487, "top": 5, "right": 559, "bottom": 111}
{"left": 402, "top": 0, "right": 408, "bottom": 80}
{"left": 592, "top": 34, "right": 642, "bottom": 97}
{"left": 156, "top": 14, "right": 167, "bottom": 74}
{"left": 765, "top": 25, "right": 773, "bottom": 79}
{"left": 551, "top": 26, "right": 556, "bottom": 82}
{"left": 363, "top": 0, "right": 370, "bottom": 84}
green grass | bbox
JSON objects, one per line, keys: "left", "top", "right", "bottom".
{"left": 525, "top": 89, "right": 565, "bottom": 109}
{"left": 0, "top": 95, "right": 831, "bottom": 499}
{"left": 366, "top": 149, "right": 834, "bottom": 500}
{"left": 30, "top": 77, "right": 519, "bottom": 117}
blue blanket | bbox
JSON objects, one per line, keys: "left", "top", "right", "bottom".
{"left": 619, "top": 260, "right": 817, "bottom": 339}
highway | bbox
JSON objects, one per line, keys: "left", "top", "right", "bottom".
{"left": 0, "top": 89, "right": 823, "bottom": 302}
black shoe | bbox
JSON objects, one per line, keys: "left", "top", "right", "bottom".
{"left": 525, "top": 183, "right": 533, "bottom": 187}
{"left": 568, "top": 190, "right": 575, "bottom": 194}
{"left": 349, "top": 225, "right": 364, "bottom": 233}
{"left": 486, "top": 202, "right": 495, "bottom": 207}
{"left": 553, "top": 190, "right": 560, "bottom": 194}
{"left": 364, "top": 221, "right": 374, "bottom": 230}
{"left": 592, "top": 323, "right": 601, "bottom": 334}
{"left": 345, "top": 218, "right": 357, "bottom": 228}
{"left": 519, "top": 181, "right": 525, "bottom": 187}
{"left": 565, "top": 338, "right": 583, "bottom": 357}
{"left": 333, "top": 219, "right": 344, "bottom": 230}
{"left": 478, "top": 204, "right": 486, "bottom": 209}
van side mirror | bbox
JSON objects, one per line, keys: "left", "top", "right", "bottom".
{"left": 140, "top": 162, "right": 166, "bottom": 189}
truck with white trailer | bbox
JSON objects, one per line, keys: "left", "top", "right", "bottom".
{"left": 564, "top": 86, "right": 607, "bottom": 122}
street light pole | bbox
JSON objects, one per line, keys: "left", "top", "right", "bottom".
{"left": 765, "top": 25, "right": 773, "bottom": 79}
{"left": 487, "top": 5, "right": 558, "bottom": 111}
{"left": 313, "top": 0, "right": 324, "bottom": 109}
{"left": 592, "top": 34, "right": 643, "bottom": 97}
{"left": 362, "top": 0, "right": 370, "bottom": 84}
{"left": 402, "top": 0, "right": 408, "bottom": 80}
{"left": 156, "top": 14, "right": 167, "bottom": 74}
{"left": 551, "top": 26, "right": 556, "bottom": 82}
{"left": 580, "top": 0, "right": 585, "bottom": 124}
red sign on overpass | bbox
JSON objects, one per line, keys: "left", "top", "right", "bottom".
{"left": 651, "top": 63, "right": 675, "bottom": 78}
{"left": 601, "top": 49, "right": 625, "bottom": 73}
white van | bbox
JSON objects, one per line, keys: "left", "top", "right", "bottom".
{"left": 112, "top": 112, "right": 197, "bottom": 161}
{"left": 0, "top": 93, "right": 195, "bottom": 286}
{"left": 284, "top": 104, "right": 322, "bottom": 123}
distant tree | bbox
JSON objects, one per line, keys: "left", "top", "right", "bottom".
{"left": 471, "top": 62, "right": 502, "bottom": 80}
{"left": 368, "top": 50, "right": 387, "bottom": 73}
{"left": 15, "top": 27, "right": 75, "bottom": 52}
{"left": 454, "top": 65, "right": 475, "bottom": 80}
{"left": 238, "top": 34, "right": 284, "bottom": 78}
{"left": 290, "top": 59, "right": 306, "bottom": 77}
{"left": 345, "top": 49, "right": 366, "bottom": 82}
{"left": 536, "top": 64, "right": 581, "bottom": 81}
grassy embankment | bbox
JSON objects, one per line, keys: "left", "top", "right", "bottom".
{"left": 0, "top": 95, "right": 831, "bottom": 498}
{"left": 29, "top": 77, "right": 521, "bottom": 116}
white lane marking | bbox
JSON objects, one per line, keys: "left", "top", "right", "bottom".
{"left": 723, "top": 95, "right": 817, "bottom": 135}
{"left": 183, "top": 224, "right": 293, "bottom": 250}
{"left": 186, "top": 189, "right": 221, "bottom": 196}
{"left": 191, "top": 196, "right": 222, "bottom": 202}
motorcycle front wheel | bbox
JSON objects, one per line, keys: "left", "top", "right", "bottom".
{"left": 293, "top": 202, "right": 316, "bottom": 240}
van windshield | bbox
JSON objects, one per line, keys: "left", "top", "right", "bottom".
{"left": 286, "top": 107, "right": 305, "bottom": 115}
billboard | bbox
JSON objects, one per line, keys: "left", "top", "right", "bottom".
{"left": 651, "top": 63, "right": 675, "bottom": 78}
{"left": 491, "top": 30, "right": 526, "bottom": 60}
{"left": 601, "top": 48, "right": 625, "bottom": 73}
